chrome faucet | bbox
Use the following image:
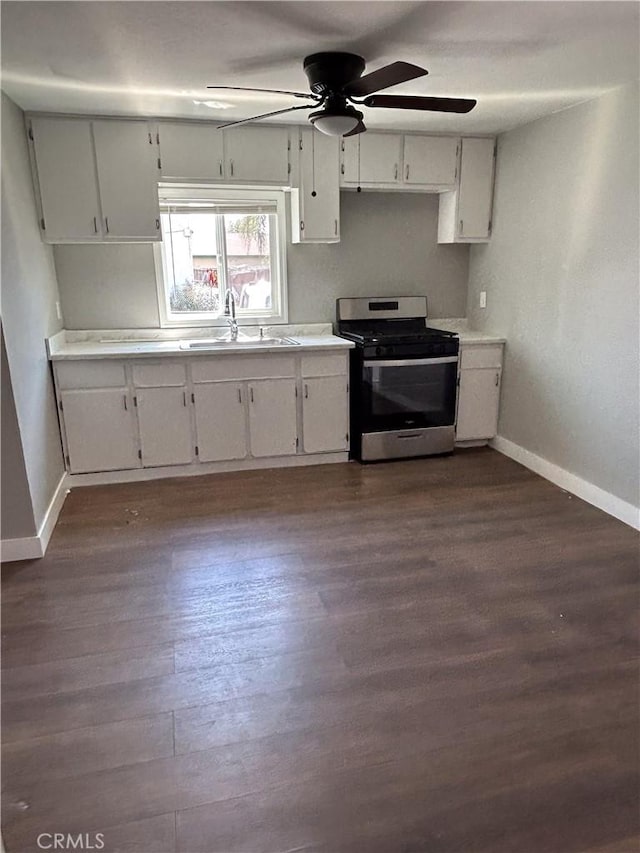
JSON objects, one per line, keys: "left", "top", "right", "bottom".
{"left": 224, "top": 290, "right": 239, "bottom": 340}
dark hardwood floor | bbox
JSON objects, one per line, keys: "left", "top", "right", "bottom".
{"left": 2, "top": 448, "right": 638, "bottom": 853}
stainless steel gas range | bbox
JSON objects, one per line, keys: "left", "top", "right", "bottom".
{"left": 336, "top": 296, "right": 459, "bottom": 462}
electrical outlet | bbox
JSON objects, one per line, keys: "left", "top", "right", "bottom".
{"left": 55, "top": 301, "right": 63, "bottom": 321}
{"left": 480, "top": 291, "right": 487, "bottom": 309}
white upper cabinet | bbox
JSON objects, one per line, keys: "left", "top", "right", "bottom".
{"left": 223, "top": 126, "right": 290, "bottom": 183}
{"left": 248, "top": 378, "right": 297, "bottom": 457}
{"left": 93, "top": 120, "right": 161, "bottom": 241}
{"left": 291, "top": 129, "right": 340, "bottom": 243}
{"left": 158, "top": 122, "right": 224, "bottom": 181}
{"left": 29, "top": 117, "right": 102, "bottom": 243}
{"left": 438, "top": 137, "right": 496, "bottom": 243}
{"left": 457, "top": 137, "right": 496, "bottom": 239}
{"left": 403, "top": 135, "right": 459, "bottom": 187}
{"left": 342, "top": 132, "right": 403, "bottom": 185}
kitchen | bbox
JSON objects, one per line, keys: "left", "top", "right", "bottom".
{"left": 1, "top": 2, "right": 638, "bottom": 852}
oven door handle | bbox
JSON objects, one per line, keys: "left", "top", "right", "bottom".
{"left": 363, "top": 356, "right": 459, "bottom": 368}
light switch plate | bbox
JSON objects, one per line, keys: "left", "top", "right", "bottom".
{"left": 480, "top": 291, "right": 487, "bottom": 309}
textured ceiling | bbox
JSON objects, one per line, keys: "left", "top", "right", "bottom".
{"left": 1, "top": 1, "right": 638, "bottom": 133}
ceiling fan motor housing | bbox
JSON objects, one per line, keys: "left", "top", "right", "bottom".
{"left": 303, "top": 52, "right": 366, "bottom": 96}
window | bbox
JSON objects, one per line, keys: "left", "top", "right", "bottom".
{"left": 155, "top": 186, "right": 287, "bottom": 326}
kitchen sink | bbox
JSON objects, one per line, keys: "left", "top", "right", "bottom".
{"left": 179, "top": 337, "right": 299, "bottom": 350}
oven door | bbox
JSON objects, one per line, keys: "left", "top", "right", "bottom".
{"left": 361, "top": 356, "right": 458, "bottom": 432}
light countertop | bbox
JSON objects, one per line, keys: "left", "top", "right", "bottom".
{"left": 429, "top": 318, "right": 506, "bottom": 345}
{"left": 47, "top": 325, "right": 354, "bottom": 361}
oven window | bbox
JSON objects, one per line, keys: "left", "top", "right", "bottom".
{"left": 362, "top": 360, "right": 457, "bottom": 430}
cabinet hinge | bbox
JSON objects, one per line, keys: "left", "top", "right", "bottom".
{"left": 191, "top": 392, "right": 195, "bottom": 404}
{"left": 157, "top": 157, "right": 161, "bottom": 170}
{"left": 299, "top": 138, "right": 303, "bottom": 150}
{"left": 345, "top": 433, "right": 349, "bottom": 442}
{"left": 156, "top": 131, "right": 160, "bottom": 145}
{"left": 346, "top": 382, "right": 349, "bottom": 393}
{"left": 287, "top": 138, "right": 291, "bottom": 151}
{"left": 295, "top": 386, "right": 298, "bottom": 397}
{"left": 138, "top": 449, "right": 142, "bottom": 460}
{"left": 195, "top": 445, "right": 199, "bottom": 456}
{"left": 58, "top": 400, "right": 63, "bottom": 411}
{"left": 148, "top": 132, "right": 153, "bottom": 145}
{"left": 296, "top": 437, "right": 299, "bottom": 448}
{"left": 40, "top": 217, "right": 46, "bottom": 230}
{"left": 488, "top": 218, "right": 493, "bottom": 233}
{"left": 457, "top": 375, "right": 461, "bottom": 387}
{"left": 133, "top": 396, "right": 138, "bottom": 407}
{"left": 65, "top": 454, "right": 70, "bottom": 467}
{"left": 27, "top": 124, "right": 34, "bottom": 141}
{"left": 287, "top": 162, "right": 291, "bottom": 175}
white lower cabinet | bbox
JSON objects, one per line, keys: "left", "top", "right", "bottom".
{"left": 136, "top": 386, "right": 193, "bottom": 467}
{"left": 455, "top": 344, "right": 504, "bottom": 442}
{"left": 302, "top": 376, "right": 348, "bottom": 453}
{"left": 194, "top": 383, "right": 248, "bottom": 462}
{"left": 248, "top": 378, "right": 298, "bottom": 458}
{"left": 61, "top": 388, "right": 139, "bottom": 473}
{"left": 54, "top": 351, "right": 350, "bottom": 477}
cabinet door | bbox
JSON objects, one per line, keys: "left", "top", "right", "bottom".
{"left": 403, "top": 136, "right": 459, "bottom": 186}
{"left": 93, "top": 121, "right": 161, "bottom": 240}
{"left": 340, "top": 135, "right": 360, "bottom": 184}
{"left": 158, "top": 122, "right": 224, "bottom": 180}
{"left": 224, "top": 126, "right": 290, "bottom": 183}
{"left": 456, "top": 368, "right": 501, "bottom": 441}
{"left": 458, "top": 138, "right": 496, "bottom": 240}
{"left": 294, "top": 129, "right": 340, "bottom": 242}
{"left": 136, "top": 387, "right": 193, "bottom": 467}
{"left": 193, "top": 383, "right": 248, "bottom": 462}
{"left": 61, "top": 389, "right": 139, "bottom": 473}
{"left": 30, "top": 117, "right": 101, "bottom": 242}
{"left": 248, "top": 378, "right": 297, "bottom": 457}
{"left": 359, "top": 133, "right": 403, "bottom": 184}
{"left": 302, "top": 376, "right": 348, "bottom": 453}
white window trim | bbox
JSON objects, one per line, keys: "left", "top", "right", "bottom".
{"left": 154, "top": 186, "right": 288, "bottom": 328}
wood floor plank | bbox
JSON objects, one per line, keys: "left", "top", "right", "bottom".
{"left": 2, "top": 449, "right": 638, "bottom": 853}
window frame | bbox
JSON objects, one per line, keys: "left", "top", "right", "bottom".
{"left": 154, "top": 185, "right": 288, "bottom": 328}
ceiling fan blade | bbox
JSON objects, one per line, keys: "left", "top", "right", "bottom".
{"left": 217, "top": 104, "right": 313, "bottom": 130}
{"left": 207, "top": 85, "right": 318, "bottom": 100}
{"left": 364, "top": 95, "right": 477, "bottom": 114}
{"left": 343, "top": 120, "right": 367, "bottom": 138}
{"left": 344, "top": 61, "right": 428, "bottom": 97}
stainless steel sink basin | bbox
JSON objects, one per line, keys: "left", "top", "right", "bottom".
{"left": 179, "top": 337, "right": 299, "bottom": 350}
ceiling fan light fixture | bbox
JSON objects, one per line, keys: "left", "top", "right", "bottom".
{"left": 309, "top": 105, "right": 363, "bottom": 136}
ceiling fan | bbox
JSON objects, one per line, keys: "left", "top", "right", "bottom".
{"left": 207, "top": 52, "right": 477, "bottom": 137}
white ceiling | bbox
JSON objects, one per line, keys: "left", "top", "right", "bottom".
{"left": 1, "top": 1, "right": 638, "bottom": 134}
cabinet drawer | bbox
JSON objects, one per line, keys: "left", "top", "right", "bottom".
{"left": 56, "top": 360, "right": 127, "bottom": 389}
{"left": 191, "top": 355, "right": 296, "bottom": 382}
{"left": 460, "top": 345, "right": 503, "bottom": 369}
{"left": 301, "top": 353, "right": 348, "bottom": 377}
{"left": 132, "top": 361, "right": 186, "bottom": 387}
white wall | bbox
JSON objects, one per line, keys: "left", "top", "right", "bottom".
{"left": 1, "top": 92, "right": 65, "bottom": 530}
{"left": 53, "top": 191, "right": 470, "bottom": 328}
{"left": 467, "top": 83, "right": 639, "bottom": 508}
{"left": 1, "top": 327, "right": 36, "bottom": 539}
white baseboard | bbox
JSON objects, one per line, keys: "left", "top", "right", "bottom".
{"left": 0, "top": 535, "right": 42, "bottom": 562}
{"left": 1, "top": 474, "right": 69, "bottom": 563}
{"left": 67, "top": 452, "right": 349, "bottom": 487}
{"left": 38, "top": 474, "right": 70, "bottom": 553}
{"left": 491, "top": 435, "right": 640, "bottom": 530}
